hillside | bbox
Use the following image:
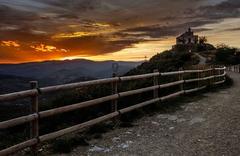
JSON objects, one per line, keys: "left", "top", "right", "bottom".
{"left": 0, "top": 59, "right": 140, "bottom": 80}
{"left": 126, "top": 50, "right": 199, "bottom": 76}
{"left": 0, "top": 74, "right": 32, "bottom": 94}
{"left": 126, "top": 44, "right": 240, "bottom": 77}
{"left": 0, "top": 59, "right": 141, "bottom": 93}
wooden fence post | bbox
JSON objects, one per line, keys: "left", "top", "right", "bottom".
{"left": 30, "top": 81, "right": 39, "bottom": 155}
{"left": 208, "top": 66, "right": 211, "bottom": 86}
{"left": 111, "top": 73, "right": 118, "bottom": 113}
{"left": 197, "top": 66, "right": 200, "bottom": 89}
{"left": 210, "top": 65, "right": 215, "bottom": 86}
{"left": 202, "top": 67, "right": 205, "bottom": 87}
{"left": 179, "top": 68, "right": 184, "bottom": 91}
{"left": 212, "top": 65, "right": 215, "bottom": 85}
{"left": 153, "top": 69, "right": 159, "bottom": 99}
{"left": 224, "top": 67, "right": 226, "bottom": 81}
{"left": 218, "top": 67, "right": 221, "bottom": 82}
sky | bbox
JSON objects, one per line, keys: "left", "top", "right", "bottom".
{"left": 0, "top": 0, "right": 239, "bottom": 63}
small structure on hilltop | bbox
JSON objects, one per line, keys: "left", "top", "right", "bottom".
{"left": 172, "top": 28, "right": 199, "bottom": 52}
{"left": 176, "top": 28, "right": 198, "bottom": 45}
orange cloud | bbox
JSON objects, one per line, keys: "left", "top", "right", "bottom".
{"left": 52, "top": 32, "right": 97, "bottom": 39}
{"left": 92, "top": 22, "right": 111, "bottom": 27}
{"left": 1, "top": 40, "right": 20, "bottom": 47}
{"left": 30, "top": 44, "right": 68, "bottom": 52}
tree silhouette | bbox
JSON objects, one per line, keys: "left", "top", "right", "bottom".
{"left": 199, "top": 36, "right": 207, "bottom": 44}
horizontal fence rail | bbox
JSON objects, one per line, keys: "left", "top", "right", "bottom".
{"left": 226, "top": 65, "right": 240, "bottom": 73}
{"left": 0, "top": 66, "right": 227, "bottom": 155}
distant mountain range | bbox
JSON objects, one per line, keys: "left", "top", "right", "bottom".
{"left": 0, "top": 59, "right": 141, "bottom": 93}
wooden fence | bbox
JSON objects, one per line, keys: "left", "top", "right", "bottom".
{"left": 0, "top": 66, "right": 226, "bottom": 155}
{"left": 226, "top": 65, "right": 240, "bottom": 73}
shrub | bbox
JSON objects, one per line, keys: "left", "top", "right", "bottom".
{"left": 215, "top": 46, "right": 240, "bottom": 65}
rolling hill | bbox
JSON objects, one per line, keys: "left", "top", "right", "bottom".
{"left": 0, "top": 59, "right": 141, "bottom": 93}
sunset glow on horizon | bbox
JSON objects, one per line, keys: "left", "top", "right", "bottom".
{"left": 0, "top": 0, "right": 239, "bottom": 64}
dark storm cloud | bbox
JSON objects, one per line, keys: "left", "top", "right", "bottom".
{"left": 52, "top": 35, "right": 142, "bottom": 55}
{"left": 196, "top": 0, "right": 240, "bottom": 19}
{"left": 0, "top": 4, "right": 40, "bottom": 27}
{"left": 111, "top": 0, "right": 240, "bottom": 42}
{"left": 116, "top": 20, "right": 217, "bottom": 40}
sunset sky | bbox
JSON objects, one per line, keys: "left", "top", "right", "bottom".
{"left": 0, "top": 0, "right": 239, "bottom": 63}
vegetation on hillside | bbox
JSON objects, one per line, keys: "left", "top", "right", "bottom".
{"left": 196, "top": 43, "right": 240, "bottom": 65}
{"left": 215, "top": 44, "right": 240, "bottom": 65}
{"left": 126, "top": 50, "right": 199, "bottom": 76}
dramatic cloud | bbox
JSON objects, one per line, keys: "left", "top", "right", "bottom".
{"left": 0, "top": 0, "right": 239, "bottom": 63}
{"left": 30, "top": 44, "right": 68, "bottom": 52}
{"left": 1, "top": 41, "right": 20, "bottom": 47}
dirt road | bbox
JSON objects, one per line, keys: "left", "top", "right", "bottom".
{"left": 194, "top": 52, "right": 207, "bottom": 65}
{"left": 59, "top": 71, "right": 240, "bottom": 156}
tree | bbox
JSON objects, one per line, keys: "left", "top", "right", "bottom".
{"left": 199, "top": 36, "right": 207, "bottom": 44}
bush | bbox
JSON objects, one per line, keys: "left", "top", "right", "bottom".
{"left": 215, "top": 46, "right": 240, "bottom": 65}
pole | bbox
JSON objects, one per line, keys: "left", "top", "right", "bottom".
{"left": 111, "top": 73, "right": 118, "bottom": 113}
{"left": 30, "top": 81, "right": 39, "bottom": 155}
{"left": 153, "top": 69, "right": 159, "bottom": 99}
{"left": 179, "top": 68, "right": 184, "bottom": 91}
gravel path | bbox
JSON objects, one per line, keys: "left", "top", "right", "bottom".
{"left": 58, "top": 72, "right": 240, "bottom": 156}
{"left": 194, "top": 52, "right": 207, "bottom": 65}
